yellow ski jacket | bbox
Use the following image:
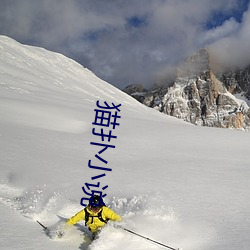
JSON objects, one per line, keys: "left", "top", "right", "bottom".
{"left": 67, "top": 205, "right": 121, "bottom": 233}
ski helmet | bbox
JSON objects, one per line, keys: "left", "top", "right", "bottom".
{"left": 89, "top": 195, "right": 104, "bottom": 207}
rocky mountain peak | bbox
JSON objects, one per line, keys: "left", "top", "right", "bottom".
{"left": 177, "top": 49, "right": 210, "bottom": 78}
{"left": 123, "top": 49, "right": 250, "bottom": 130}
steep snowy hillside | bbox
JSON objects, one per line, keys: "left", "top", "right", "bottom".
{"left": 0, "top": 36, "right": 250, "bottom": 250}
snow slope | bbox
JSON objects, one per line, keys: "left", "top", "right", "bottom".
{"left": 0, "top": 36, "right": 250, "bottom": 250}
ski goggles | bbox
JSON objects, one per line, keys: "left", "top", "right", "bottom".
{"left": 90, "top": 205, "right": 101, "bottom": 212}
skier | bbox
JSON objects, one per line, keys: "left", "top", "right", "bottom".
{"left": 66, "top": 195, "right": 121, "bottom": 239}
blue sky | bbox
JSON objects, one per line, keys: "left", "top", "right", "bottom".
{"left": 0, "top": 0, "right": 249, "bottom": 89}
{"left": 205, "top": 0, "right": 249, "bottom": 28}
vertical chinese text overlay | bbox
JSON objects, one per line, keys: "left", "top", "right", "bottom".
{"left": 80, "top": 101, "right": 121, "bottom": 207}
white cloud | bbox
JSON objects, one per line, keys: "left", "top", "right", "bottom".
{"left": 0, "top": 0, "right": 249, "bottom": 88}
{"left": 200, "top": 18, "right": 240, "bottom": 45}
{"left": 209, "top": 5, "right": 250, "bottom": 68}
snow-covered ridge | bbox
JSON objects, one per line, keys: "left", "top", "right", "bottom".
{"left": 0, "top": 35, "right": 141, "bottom": 104}
{"left": 0, "top": 35, "right": 157, "bottom": 133}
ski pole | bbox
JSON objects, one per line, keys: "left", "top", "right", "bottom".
{"left": 122, "top": 227, "right": 180, "bottom": 250}
{"left": 37, "top": 220, "right": 48, "bottom": 230}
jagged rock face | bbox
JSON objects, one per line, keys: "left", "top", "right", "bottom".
{"left": 217, "top": 66, "right": 250, "bottom": 99}
{"left": 123, "top": 49, "right": 250, "bottom": 130}
{"left": 161, "top": 49, "right": 250, "bottom": 128}
{"left": 123, "top": 84, "right": 147, "bottom": 103}
{"left": 162, "top": 74, "right": 249, "bottom": 128}
{"left": 123, "top": 83, "right": 146, "bottom": 95}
